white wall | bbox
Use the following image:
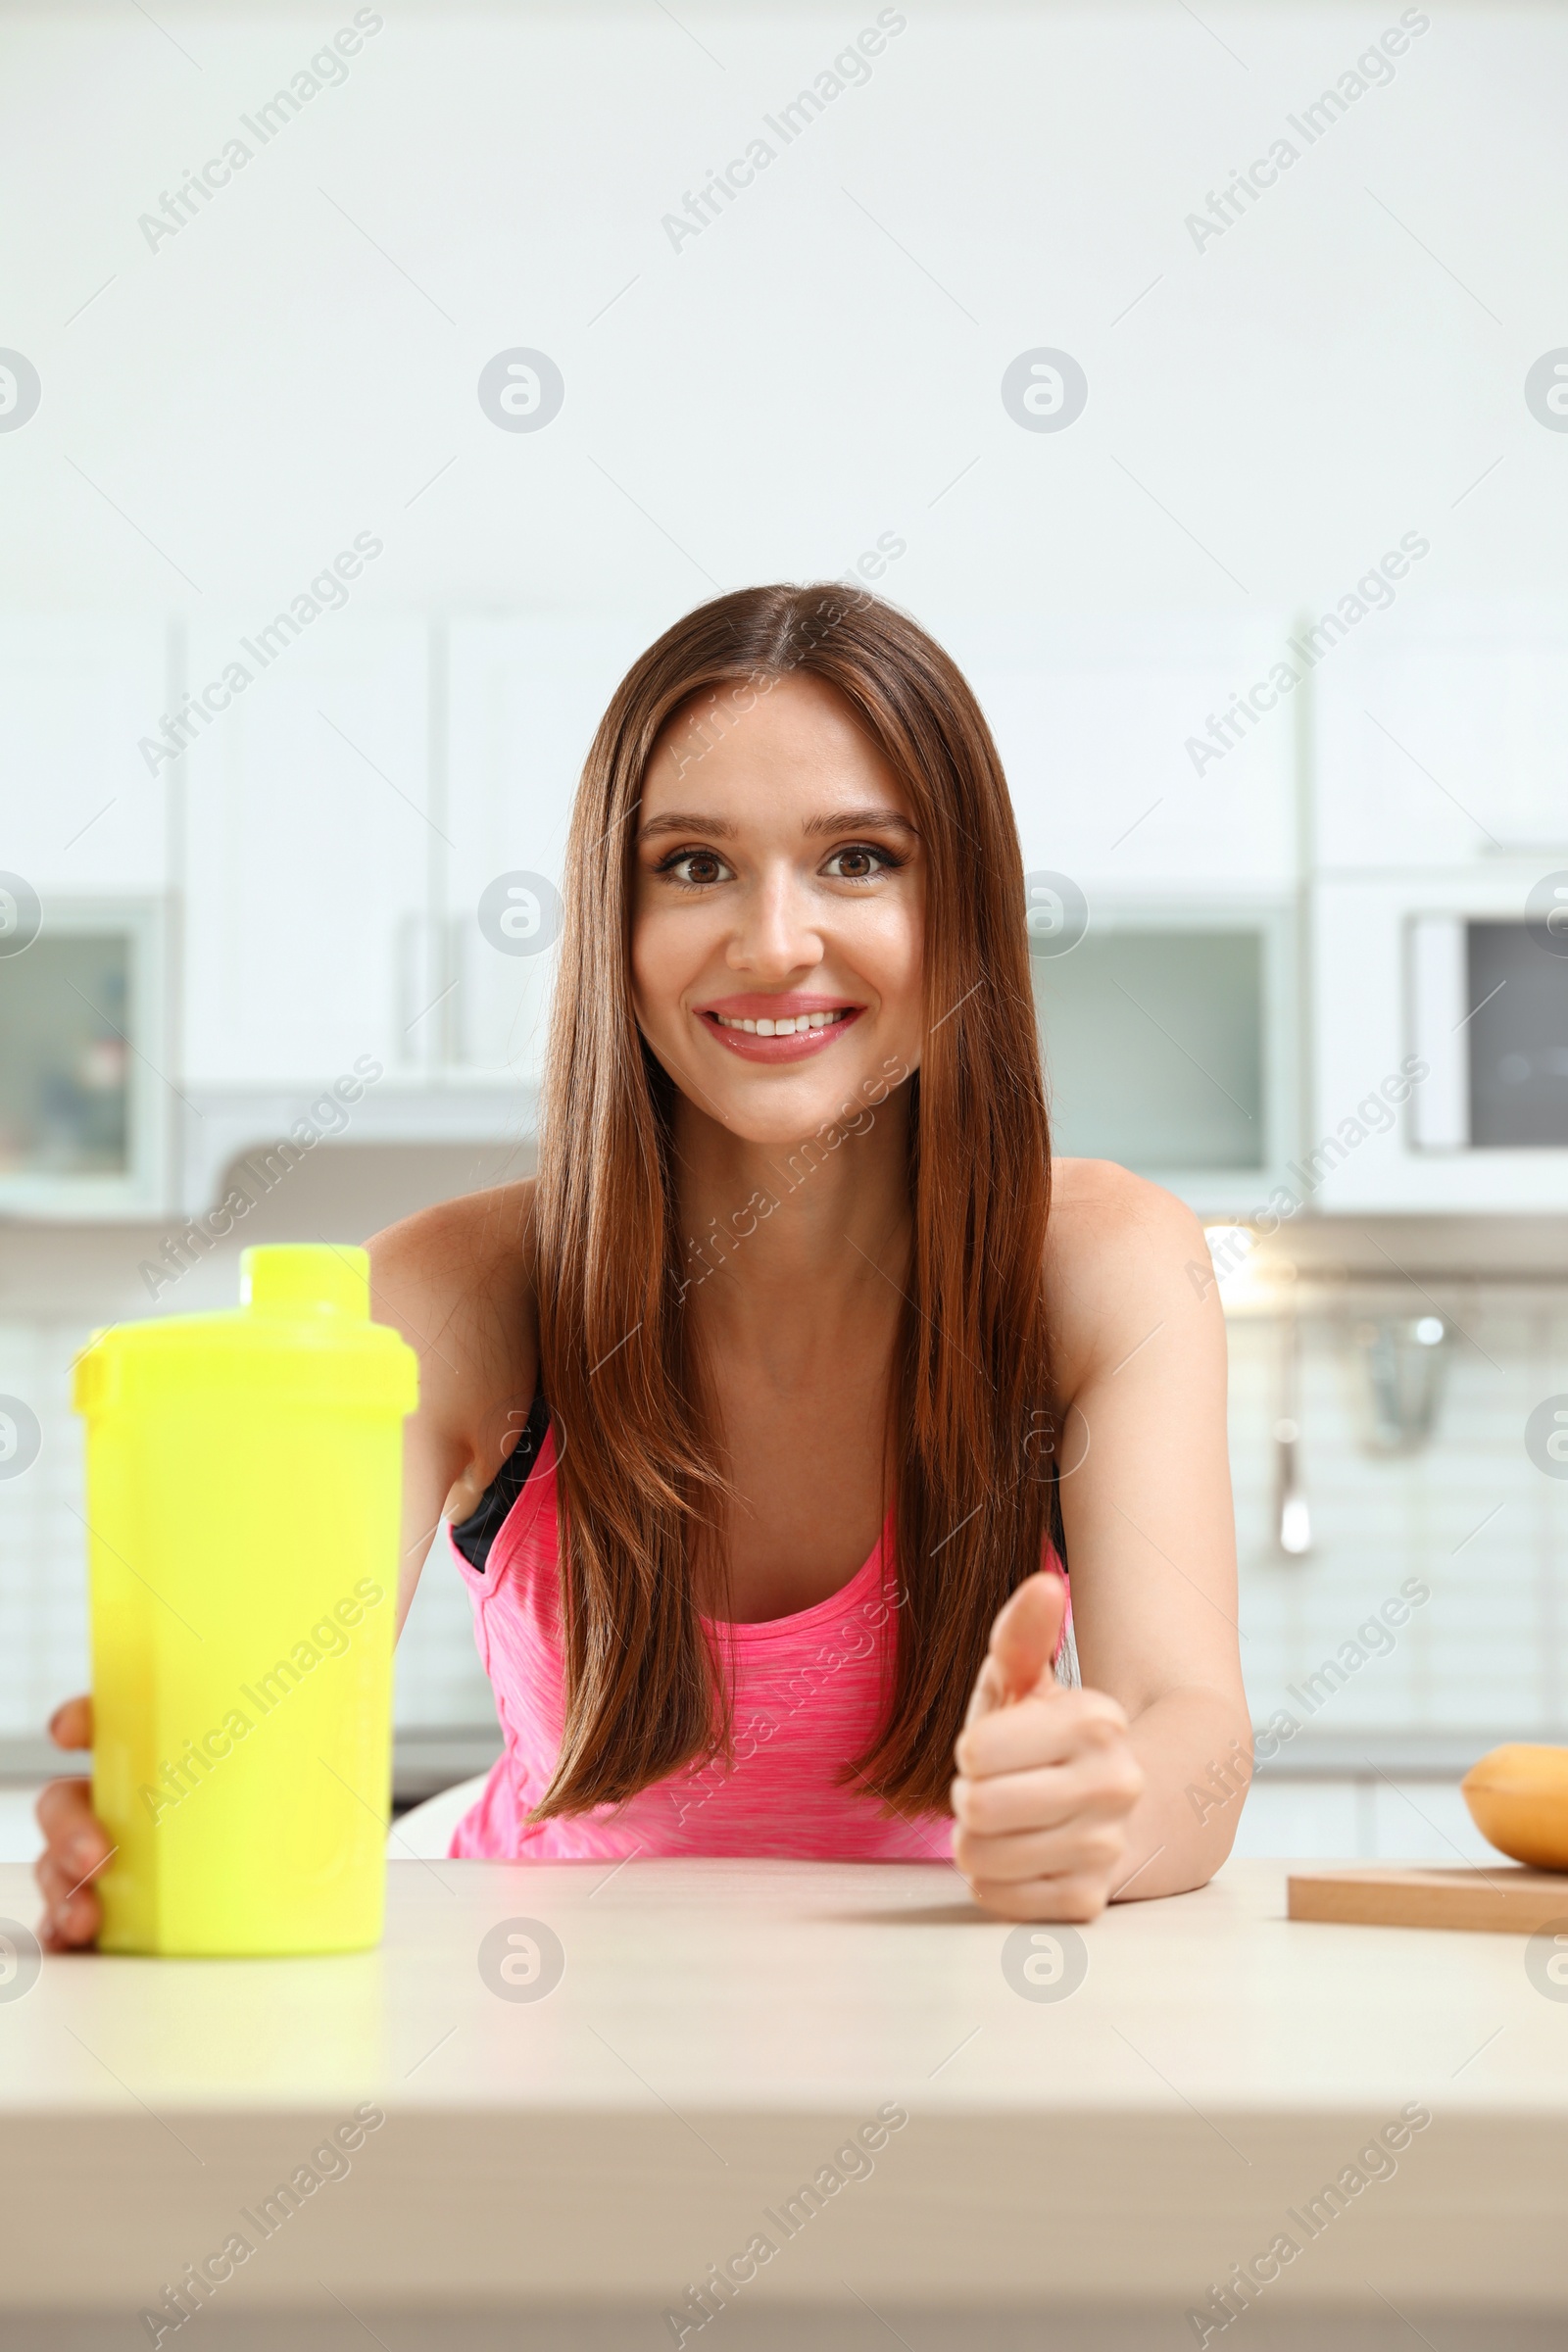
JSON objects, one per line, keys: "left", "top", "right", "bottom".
{"left": 1, "top": 0, "right": 1562, "bottom": 654}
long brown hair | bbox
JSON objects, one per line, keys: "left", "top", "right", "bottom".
{"left": 531, "top": 583, "right": 1054, "bottom": 1819}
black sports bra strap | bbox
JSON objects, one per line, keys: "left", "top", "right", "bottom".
{"left": 1049, "top": 1453, "right": 1069, "bottom": 1572}
{"left": 449, "top": 1390, "right": 551, "bottom": 1574}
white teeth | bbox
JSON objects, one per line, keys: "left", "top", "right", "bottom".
{"left": 710, "top": 1007, "right": 852, "bottom": 1036}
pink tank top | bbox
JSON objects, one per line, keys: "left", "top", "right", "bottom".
{"left": 447, "top": 1424, "right": 958, "bottom": 1862}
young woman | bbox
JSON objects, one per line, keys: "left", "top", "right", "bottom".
{"left": 36, "top": 583, "right": 1247, "bottom": 1936}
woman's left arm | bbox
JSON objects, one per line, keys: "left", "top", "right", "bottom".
{"left": 951, "top": 1160, "right": 1250, "bottom": 1922}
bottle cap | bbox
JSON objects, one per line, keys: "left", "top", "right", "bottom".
{"left": 73, "top": 1245, "right": 416, "bottom": 1417}
{"left": 241, "top": 1245, "right": 368, "bottom": 1318}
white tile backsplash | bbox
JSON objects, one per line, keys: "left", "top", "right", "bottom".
{"left": 1231, "top": 1298, "right": 1568, "bottom": 1738}
{"left": 0, "top": 1319, "right": 90, "bottom": 1740}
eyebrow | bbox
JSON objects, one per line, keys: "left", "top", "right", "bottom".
{"left": 638, "top": 806, "right": 920, "bottom": 844}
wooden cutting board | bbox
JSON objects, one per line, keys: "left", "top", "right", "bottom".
{"left": 1288, "top": 1863, "right": 1568, "bottom": 1934}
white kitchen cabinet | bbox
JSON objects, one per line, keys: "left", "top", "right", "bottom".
{"left": 1313, "top": 615, "right": 1568, "bottom": 872}
{"left": 179, "top": 618, "right": 430, "bottom": 1089}
{"left": 0, "top": 617, "right": 170, "bottom": 895}
{"left": 445, "top": 616, "right": 650, "bottom": 1085}
{"left": 1031, "top": 895, "right": 1300, "bottom": 1214}
{"left": 0, "top": 621, "right": 174, "bottom": 1217}
{"left": 926, "top": 615, "right": 1306, "bottom": 1213}
{"left": 928, "top": 615, "right": 1305, "bottom": 1210}
{"left": 951, "top": 612, "right": 1298, "bottom": 893}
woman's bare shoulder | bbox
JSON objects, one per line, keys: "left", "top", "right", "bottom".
{"left": 369, "top": 1176, "right": 537, "bottom": 1298}
{"left": 1045, "top": 1157, "right": 1216, "bottom": 1395}
{"left": 367, "top": 1178, "right": 539, "bottom": 1471}
{"left": 1048, "top": 1153, "right": 1203, "bottom": 1250}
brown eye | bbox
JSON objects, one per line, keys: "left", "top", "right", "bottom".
{"left": 824, "top": 844, "right": 897, "bottom": 882}
{"left": 662, "top": 849, "right": 730, "bottom": 888}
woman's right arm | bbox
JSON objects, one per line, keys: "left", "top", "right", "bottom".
{"left": 34, "top": 1181, "right": 537, "bottom": 1950}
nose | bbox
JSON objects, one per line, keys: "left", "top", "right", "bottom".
{"left": 725, "top": 859, "right": 825, "bottom": 981}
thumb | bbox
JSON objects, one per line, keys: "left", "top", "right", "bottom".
{"left": 983, "top": 1570, "right": 1067, "bottom": 1707}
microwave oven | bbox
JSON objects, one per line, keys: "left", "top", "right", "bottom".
{"left": 1311, "top": 866, "right": 1568, "bottom": 1210}
{"left": 1410, "top": 902, "right": 1568, "bottom": 1151}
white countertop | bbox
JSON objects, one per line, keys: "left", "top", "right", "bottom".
{"left": 2, "top": 1855, "right": 1565, "bottom": 2329}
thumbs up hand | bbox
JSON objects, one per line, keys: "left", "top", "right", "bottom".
{"left": 951, "top": 1572, "right": 1145, "bottom": 1923}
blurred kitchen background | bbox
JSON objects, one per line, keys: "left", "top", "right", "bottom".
{"left": 2, "top": 0, "right": 1566, "bottom": 1862}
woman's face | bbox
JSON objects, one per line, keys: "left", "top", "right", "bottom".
{"left": 630, "top": 670, "right": 925, "bottom": 1145}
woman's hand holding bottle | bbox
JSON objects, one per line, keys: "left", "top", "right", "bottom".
{"left": 33, "top": 1696, "right": 111, "bottom": 1950}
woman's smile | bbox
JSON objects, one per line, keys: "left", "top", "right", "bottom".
{"left": 694, "top": 991, "right": 865, "bottom": 1062}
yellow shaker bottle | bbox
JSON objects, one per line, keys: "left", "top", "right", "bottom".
{"left": 73, "top": 1244, "right": 418, "bottom": 1956}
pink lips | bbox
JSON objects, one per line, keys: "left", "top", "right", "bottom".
{"left": 693, "top": 993, "right": 864, "bottom": 1064}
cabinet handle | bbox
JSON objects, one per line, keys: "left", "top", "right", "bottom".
{"left": 443, "top": 914, "right": 468, "bottom": 1068}
{"left": 397, "top": 911, "right": 469, "bottom": 1071}
{"left": 396, "top": 911, "right": 441, "bottom": 1070}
